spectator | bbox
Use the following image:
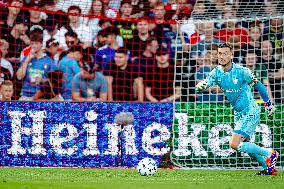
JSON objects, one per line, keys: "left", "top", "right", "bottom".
{"left": 0, "top": 80, "right": 14, "bottom": 101}
{"left": 55, "top": 0, "right": 93, "bottom": 15}
{"left": 114, "top": 1, "right": 136, "bottom": 40}
{"left": 4, "top": 16, "right": 30, "bottom": 62}
{"left": 129, "top": 0, "right": 149, "bottom": 18}
{"left": 0, "top": 39, "right": 13, "bottom": 78}
{"left": 67, "top": 6, "right": 92, "bottom": 47}
{"left": 33, "top": 70, "right": 65, "bottom": 101}
{"left": 215, "top": 11, "right": 249, "bottom": 46}
{"left": 26, "top": 1, "right": 46, "bottom": 31}
{"left": 125, "top": 18, "right": 151, "bottom": 58}
{"left": 188, "top": 22, "right": 205, "bottom": 45}
{"left": 0, "top": 0, "right": 24, "bottom": 36}
{"left": 191, "top": 21, "right": 223, "bottom": 59}
{"left": 196, "top": 45, "right": 224, "bottom": 102}
{"left": 86, "top": 0, "right": 104, "bottom": 43}
{"left": 72, "top": 56, "right": 107, "bottom": 101}
{"left": 244, "top": 50, "right": 273, "bottom": 101}
{"left": 176, "top": 51, "right": 196, "bottom": 102}
{"left": 45, "top": 38, "right": 60, "bottom": 63}
{"left": 94, "top": 30, "right": 106, "bottom": 48}
{"left": 58, "top": 30, "right": 81, "bottom": 61}
{"left": 164, "top": 22, "right": 189, "bottom": 58}
{"left": 241, "top": 22, "right": 262, "bottom": 60}
{"left": 229, "top": 35, "right": 243, "bottom": 64}
{"left": 104, "top": 47, "right": 143, "bottom": 102}
{"left": 43, "top": 16, "right": 68, "bottom": 50}
{"left": 58, "top": 45, "right": 83, "bottom": 100}
{"left": 133, "top": 36, "right": 158, "bottom": 72}
{"left": 16, "top": 30, "right": 57, "bottom": 101}
{"left": 260, "top": 40, "right": 283, "bottom": 103}
{"left": 262, "top": 18, "right": 283, "bottom": 52}
{"left": 145, "top": 46, "right": 181, "bottom": 102}
{"left": 0, "top": 49, "right": 12, "bottom": 85}
{"left": 95, "top": 26, "right": 122, "bottom": 71}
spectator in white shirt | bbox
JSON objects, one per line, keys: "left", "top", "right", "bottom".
{"left": 55, "top": 0, "right": 93, "bottom": 15}
{"left": 67, "top": 6, "right": 93, "bottom": 48}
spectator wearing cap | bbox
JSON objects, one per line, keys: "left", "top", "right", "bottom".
{"left": 4, "top": 16, "right": 30, "bottom": 62}
{"left": 0, "top": 39, "right": 14, "bottom": 78}
{"left": 125, "top": 17, "right": 152, "bottom": 58}
{"left": 72, "top": 56, "right": 107, "bottom": 101}
{"left": 145, "top": 46, "right": 181, "bottom": 102}
{"left": 0, "top": 0, "right": 24, "bottom": 37}
{"left": 58, "top": 45, "right": 83, "bottom": 100}
{"left": 104, "top": 47, "right": 143, "bottom": 102}
{"left": 45, "top": 38, "right": 60, "bottom": 64}
{"left": 16, "top": 30, "right": 57, "bottom": 101}
{"left": 43, "top": 15, "right": 68, "bottom": 50}
{"left": 67, "top": 6, "right": 92, "bottom": 48}
{"left": 33, "top": 70, "right": 65, "bottom": 101}
{"left": 94, "top": 26, "right": 122, "bottom": 71}
{"left": 0, "top": 80, "right": 14, "bottom": 101}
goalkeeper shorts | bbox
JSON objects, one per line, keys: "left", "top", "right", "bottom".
{"left": 233, "top": 102, "right": 260, "bottom": 139}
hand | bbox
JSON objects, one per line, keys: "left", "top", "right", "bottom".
{"left": 196, "top": 80, "right": 208, "bottom": 92}
{"left": 20, "top": 34, "right": 31, "bottom": 45}
{"left": 264, "top": 100, "right": 276, "bottom": 117}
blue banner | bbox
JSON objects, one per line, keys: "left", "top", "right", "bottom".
{"left": 0, "top": 102, "right": 173, "bottom": 167}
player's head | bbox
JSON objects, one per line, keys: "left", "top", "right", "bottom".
{"left": 0, "top": 80, "right": 14, "bottom": 101}
{"left": 217, "top": 43, "right": 233, "bottom": 67}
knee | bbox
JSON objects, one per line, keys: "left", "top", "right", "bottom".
{"left": 229, "top": 140, "right": 240, "bottom": 151}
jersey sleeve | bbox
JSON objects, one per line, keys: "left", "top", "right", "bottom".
{"left": 243, "top": 67, "right": 258, "bottom": 87}
{"left": 205, "top": 68, "right": 217, "bottom": 88}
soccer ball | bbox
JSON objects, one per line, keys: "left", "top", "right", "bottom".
{"left": 137, "top": 158, "right": 157, "bottom": 176}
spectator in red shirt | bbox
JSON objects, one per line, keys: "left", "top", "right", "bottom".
{"left": 214, "top": 11, "right": 249, "bottom": 46}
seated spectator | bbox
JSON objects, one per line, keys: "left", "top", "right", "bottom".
{"left": 0, "top": 39, "right": 13, "bottom": 78}
{"left": 191, "top": 21, "right": 223, "bottom": 59}
{"left": 215, "top": 11, "right": 249, "bottom": 46}
{"left": 0, "top": 80, "right": 14, "bottom": 101}
{"left": 196, "top": 45, "right": 224, "bottom": 102}
{"left": 43, "top": 16, "right": 68, "bottom": 50}
{"left": 95, "top": 26, "right": 122, "bottom": 71}
{"left": 125, "top": 18, "right": 152, "bottom": 58}
{"left": 104, "top": 47, "right": 143, "bottom": 102}
{"left": 114, "top": 1, "right": 136, "bottom": 40}
{"left": 229, "top": 35, "right": 243, "bottom": 64}
{"left": 262, "top": 18, "right": 283, "bottom": 52}
{"left": 176, "top": 51, "right": 196, "bottom": 102}
{"left": 45, "top": 38, "right": 60, "bottom": 63}
{"left": 58, "top": 45, "right": 83, "bottom": 100}
{"left": 0, "top": 50, "right": 12, "bottom": 85}
{"left": 244, "top": 50, "right": 273, "bottom": 101}
{"left": 0, "top": 0, "right": 24, "bottom": 36}
{"left": 33, "top": 70, "right": 64, "bottom": 101}
{"left": 94, "top": 30, "right": 106, "bottom": 48}
{"left": 16, "top": 30, "right": 57, "bottom": 101}
{"left": 26, "top": 1, "right": 46, "bottom": 31}
{"left": 67, "top": 6, "right": 92, "bottom": 48}
{"left": 58, "top": 30, "right": 81, "bottom": 61}
{"left": 134, "top": 36, "right": 158, "bottom": 72}
{"left": 145, "top": 46, "right": 181, "bottom": 102}
{"left": 72, "top": 57, "right": 107, "bottom": 101}
{"left": 55, "top": 0, "right": 93, "bottom": 15}
{"left": 164, "top": 22, "right": 189, "bottom": 58}
{"left": 166, "top": 0, "right": 192, "bottom": 20}
{"left": 241, "top": 22, "right": 262, "bottom": 60}
{"left": 4, "top": 16, "right": 30, "bottom": 63}
{"left": 86, "top": 0, "right": 104, "bottom": 43}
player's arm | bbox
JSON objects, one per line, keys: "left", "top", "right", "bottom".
{"left": 244, "top": 68, "right": 276, "bottom": 116}
{"left": 195, "top": 68, "right": 217, "bottom": 93}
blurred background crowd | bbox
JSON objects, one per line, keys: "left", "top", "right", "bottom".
{"left": 0, "top": 0, "right": 283, "bottom": 103}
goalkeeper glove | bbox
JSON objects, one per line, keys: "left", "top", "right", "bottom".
{"left": 195, "top": 80, "right": 208, "bottom": 92}
{"left": 264, "top": 100, "right": 276, "bottom": 116}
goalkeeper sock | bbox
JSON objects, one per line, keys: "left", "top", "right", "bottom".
{"left": 248, "top": 153, "right": 267, "bottom": 170}
{"left": 238, "top": 142, "right": 272, "bottom": 158}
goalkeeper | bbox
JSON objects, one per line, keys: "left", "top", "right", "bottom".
{"left": 195, "top": 43, "right": 278, "bottom": 175}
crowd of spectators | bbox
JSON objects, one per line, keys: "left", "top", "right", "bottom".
{"left": 0, "top": 0, "right": 283, "bottom": 103}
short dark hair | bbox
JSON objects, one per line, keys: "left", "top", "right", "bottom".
{"left": 67, "top": 5, "right": 81, "bottom": 14}
{"left": 218, "top": 43, "right": 232, "bottom": 50}
{"left": 146, "top": 36, "right": 157, "bottom": 46}
{"left": 0, "top": 80, "right": 13, "bottom": 87}
{"left": 65, "top": 30, "right": 78, "bottom": 38}
{"left": 46, "top": 38, "right": 59, "bottom": 48}
{"left": 30, "top": 32, "right": 43, "bottom": 42}
{"left": 115, "top": 47, "right": 128, "bottom": 55}
{"left": 207, "top": 44, "right": 218, "bottom": 51}
{"left": 246, "top": 50, "right": 257, "bottom": 55}
{"left": 68, "top": 45, "right": 84, "bottom": 53}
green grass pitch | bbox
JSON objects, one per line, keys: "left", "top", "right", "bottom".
{"left": 0, "top": 168, "right": 283, "bottom": 189}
